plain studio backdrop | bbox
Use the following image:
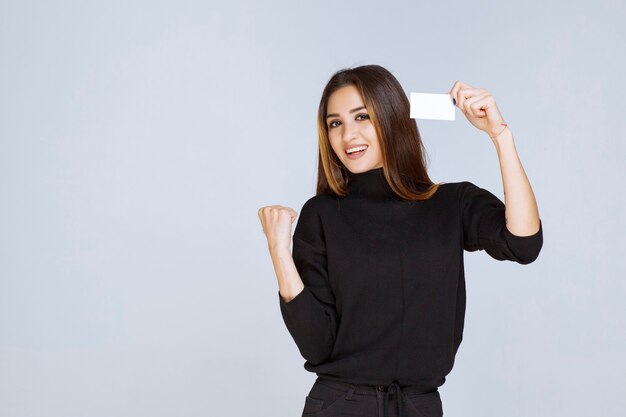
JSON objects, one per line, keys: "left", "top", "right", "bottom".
{"left": 0, "top": 1, "right": 624, "bottom": 416}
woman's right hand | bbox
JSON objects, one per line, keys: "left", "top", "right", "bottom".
{"left": 257, "top": 205, "right": 298, "bottom": 252}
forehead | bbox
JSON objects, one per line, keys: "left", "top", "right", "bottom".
{"left": 327, "top": 85, "right": 364, "bottom": 112}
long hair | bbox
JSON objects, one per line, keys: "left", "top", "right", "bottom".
{"left": 315, "top": 64, "right": 444, "bottom": 200}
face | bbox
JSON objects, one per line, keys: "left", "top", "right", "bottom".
{"left": 325, "top": 85, "right": 383, "bottom": 173}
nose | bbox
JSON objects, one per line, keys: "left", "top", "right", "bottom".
{"left": 341, "top": 120, "right": 358, "bottom": 142}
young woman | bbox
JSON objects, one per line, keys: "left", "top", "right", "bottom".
{"left": 258, "top": 65, "right": 543, "bottom": 417}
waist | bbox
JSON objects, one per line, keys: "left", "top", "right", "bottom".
{"left": 316, "top": 375, "right": 437, "bottom": 396}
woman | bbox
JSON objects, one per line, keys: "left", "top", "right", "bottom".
{"left": 258, "top": 65, "right": 543, "bottom": 417}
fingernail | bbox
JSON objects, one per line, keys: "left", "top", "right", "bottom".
{"left": 452, "top": 98, "right": 456, "bottom": 105}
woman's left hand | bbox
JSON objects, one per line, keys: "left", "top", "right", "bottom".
{"left": 448, "top": 81, "right": 507, "bottom": 139}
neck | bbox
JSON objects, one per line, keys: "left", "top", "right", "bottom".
{"left": 346, "top": 167, "right": 397, "bottom": 198}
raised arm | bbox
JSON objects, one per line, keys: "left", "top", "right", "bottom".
{"left": 490, "top": 127, "right": 541, "bottom": 236}
{"left": 450, "top": 81, "right": 543, "bottom": 264}
{"left": 260, "top": 197, "right": 338, "bottom": 365}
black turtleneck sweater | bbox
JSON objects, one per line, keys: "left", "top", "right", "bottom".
{"left": 278, "top": 167, "right": 543, "bottom": 390}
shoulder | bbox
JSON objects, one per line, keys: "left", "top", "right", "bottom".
{"left": 435, "top": 181, "right": 499, "bottom": 209}
{"left": 441, "top": 180, "right": 476, "bottom": 191}
{"left": 454, "top": 181, "right": 504, "bottom": 210}
{"left": 427, "top": 181, "right": 473, "bottom": 200}
{"left": 296, "top": 194, "right": 335, "bottom": 225}
{"left": 299, "top": 194, "right": 335, "bottom": 215}
{"left": 294, "top": 195, "right": 335, "bottom": 243}
{"left": 441, "top": 180, "right": 488, "bottom": 196}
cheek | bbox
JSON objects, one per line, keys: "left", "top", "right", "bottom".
{"left": 328, "top": 137, "right": 342, "bottom": 156}
{"left": 364, "top": 124, "right": 378, "bottom": 138}
{"left": 335, "top": 145, "right": 345, "bottom": 158}
{"left": 365, "top": 127, "right": 380, "bottom": 146}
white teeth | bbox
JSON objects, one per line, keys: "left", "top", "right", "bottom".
{"left": 346, "top": 145, "right": 368, "bottom": 154}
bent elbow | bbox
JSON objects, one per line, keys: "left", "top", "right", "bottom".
{"left": 515, "top": 240, "right": 543, "bottom": 265}
{"left": 301, "top": 345, "right": 333, "bottom": 366}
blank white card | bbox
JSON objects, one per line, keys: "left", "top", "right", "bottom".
{"left": 410, "top": 92, "right": 455, "bottom": 121}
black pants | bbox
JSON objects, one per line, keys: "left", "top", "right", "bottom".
{"left": 301, "top": 376, "right": 443, "bottom": 417}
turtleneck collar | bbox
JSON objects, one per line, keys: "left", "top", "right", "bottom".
{"left": 346, "top": 167, "right": 397, "bottom": 198}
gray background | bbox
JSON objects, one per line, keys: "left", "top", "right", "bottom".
{"left": 1, "top": 0, "right": 624, "bottom": 416}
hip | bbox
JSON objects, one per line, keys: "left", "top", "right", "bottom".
{"left": 301, "top": 375, "right": 443, "bottom": 417}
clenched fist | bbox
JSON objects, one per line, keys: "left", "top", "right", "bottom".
{"left": 258, "top": 205, "right": 298, "bottom": 253}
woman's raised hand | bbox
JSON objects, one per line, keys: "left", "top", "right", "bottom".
{"left": 258, "top": 205, "right": 298, "bottom": 253}
{"left": 448, "top": 80, "right": 507, "bottom": 139}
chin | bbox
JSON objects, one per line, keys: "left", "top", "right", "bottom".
{"left": 355, "top": 161, "right": 382, "bottom": 171}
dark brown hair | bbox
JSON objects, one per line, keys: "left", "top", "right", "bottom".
{"left": 315, "top": 64, "right": 444, "bottom": 200}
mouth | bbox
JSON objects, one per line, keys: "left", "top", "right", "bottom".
{"left": 345, "top": 144, "right": 368, "bottom": 159}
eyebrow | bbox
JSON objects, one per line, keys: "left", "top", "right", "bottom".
{"left": 326, "top": 106, "right": 367, "bottom": 119}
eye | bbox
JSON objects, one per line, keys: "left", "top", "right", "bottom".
{"left": 328, "top": 114, "right": 370, "bottom": 129}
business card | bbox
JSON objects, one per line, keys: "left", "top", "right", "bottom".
{"left": 410, "top": 92, "right": 455, "bottom": 120}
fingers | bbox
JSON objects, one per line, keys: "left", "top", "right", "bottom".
{"left": 448, "top": 81, "right": 486, "bottom": 113}
{"left": 463, "top": 92, "right": 492, "bottom": 118}
{"left": 258, "top": 205, "right": 297, "bottom": 222}
{"left": 258, "top": 205, "right": 298, "bottom": 248}
{"left": 448, "top": 80, "right": 469, "bottom": 107}
{"left": 258, "top": 205, "right": 284, "bottom": 214}
{"left": 456, "top": 88, "right": 483, "bottom": 113}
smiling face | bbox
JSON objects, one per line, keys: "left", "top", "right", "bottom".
{"left": 325, "top": 85, "right": 383, "bottom": 173}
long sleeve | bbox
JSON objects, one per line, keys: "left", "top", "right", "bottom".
{"left": 460, "top": 181, "right": 543, "bottom": 264}
{"left": 278, "top": 197, "right": 339, "bottom": 365}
